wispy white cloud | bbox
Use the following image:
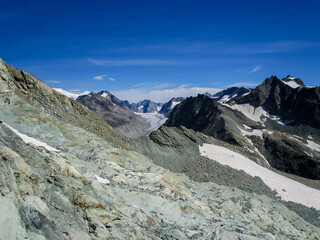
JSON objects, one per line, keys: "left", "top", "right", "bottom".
{"left": 108, "top": 77, "right": 115, "bottom": 81}
{"left": 103, "top": 41, "right": 320, "bottom": 55}
{"left": 132, "top": 82, "right": 148, "bottom": 88}
{"left": 152, "top": 83, "right": 177, "bottom": 89}
{"left": 227, "top": 82, "right": 259, "bottom": 87}
{"left": 111, "top": 86, "right": 222, "bottom": 103}
{"left": 88, "top": 58, "right": 197, "bottom": 67}
{"left": 93, "top": 74, "right": 107, "bottom": 80}
{"left": 249, "top": 65, "right": 262, "bottom": 73}
{"left": 47, "top": 80, "right": 61, "bottom": 84}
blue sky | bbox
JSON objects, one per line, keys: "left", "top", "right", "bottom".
{"left": 1, "top": 0, "right": 320, "bottom": 102}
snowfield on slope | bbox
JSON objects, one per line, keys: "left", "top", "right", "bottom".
{"left": 281, "top": 79, "right": 301, "bottom": 88}
{"left": 135, "top": 112, "right": 167, "bottom": 135}
{"left": 199, "top": 143, "right": 320, "bottom": 210}
{"left": 3, "top": 123, "right": 60, "bottom": 152}
{"left": 53, "top": 88, "right": 90, "bottom": 99}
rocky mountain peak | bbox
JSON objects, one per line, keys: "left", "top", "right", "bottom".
{"left": 235, "top": 75, "right": 320, "bottom": 128}
{"left": 159, "top": 97, "right": 184, "bottom": 117}
{"left": 212, "top": 86, "right": 251, "bottom": 103}
{"left": 77, "top": 91, "right": 149, "bottom": 138}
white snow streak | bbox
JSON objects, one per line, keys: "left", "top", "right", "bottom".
{"left": 199, "top": 143, "right": 320, "bottom": 210}
{"left": 170, "top": 101, "right": 181, "bottom": 109}
{"left": 281, "top": 80, "right": 301, "bottom": 89}
{"left": 306, "top": 140, "right": 320, "bottom": 152}
{"left": 3, "top": 123, "right": 60, "bottom": 152}
{"left": 238, "top": 127, "right": 273, "bottom": 140}
{"left": 94, "top": 174, "right": 110, "bottom": 184}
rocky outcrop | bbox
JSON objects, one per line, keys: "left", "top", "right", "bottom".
{"left": 77, "top": 91, "right": 150, "bottom": 138}
{"left": 262, "top": 133, "right": 320, "bottom": 180}
{"left": 212, "top": 87, "right": 251, "bottom": 103}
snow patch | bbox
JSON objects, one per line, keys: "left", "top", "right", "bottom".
{"left": 281, "top": 80, "right": 301, "bottom": 89}
{"left": 241, "top": 92, "right": 250, "bottom": 97}
{"left": 199, "top": 143, "right": 320, "bottom": 210}
{"left": 306, "top": 140, "right": 320, "bottom": 152}
{"left": 228, "top": 104, "right": 268, "bottom": 123}
{"left": 170, "top": 101, "right": 181, "bottom": 109}
{"left": 217, "top": 95, "right": 232, "bottom": 103}
{"left": 239, "top": 127, "right": 272, "bottom": 140}
{"left": 53, "top": 88, "right": 90, "bottom": 99}
{"left": 94, "top": 174, "right": 110, "bottom": 184}
{"left": 243, "top": 124, "right": 252, "bottom": 130}
{"left": 3, "top": 123, "right": 60, "bottom": 152}
{"left": 101, "top": 92, "right": 110, "bottom": 98}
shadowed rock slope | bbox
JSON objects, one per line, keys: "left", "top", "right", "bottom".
{"left": 236, "top": 75, "right": 320, "bottom": 129}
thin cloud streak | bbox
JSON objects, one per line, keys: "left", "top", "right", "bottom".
{"left": 249, "top": 65, "right": 261, "bottom": 73}
{"left": 227, "top": 82, "right": 259, "bottom": 87}
{"left": 93, "top": 74, "right": 107, "bottom": 80}
{"left": 103, "top": 41, "right": 320, "bottom": 55}
{"left": 112, "top": 87, "right": 222, "bottom": 103}
{"left": 47, "top": 80, "right": 62, "bottom": 84}
{"left": 88, "top": 58, "right": 196, "bottom": 67}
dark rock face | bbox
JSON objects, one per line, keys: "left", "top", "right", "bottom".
{"left": 129, "top": 99, "right": 162, "bottom": 113}
{"left": 263, "top": 134, "right": 320, "bottom": 180}
{"left": 212, "top": 87, "right": 251, "bottom": 102}
{"left": 164, "top": 95, "right": 256, "bottom": 145}
{"left": 159, "top": 97, "right": 184, "bottom": 117}
{"left": 19, "top": 204, "right": 68, "bottom": 240}
{"left": 77, "top": 91, "right": 150, "bottom": 138}
{"left": 236, "top": 76, "right": 320, "bottom": 129}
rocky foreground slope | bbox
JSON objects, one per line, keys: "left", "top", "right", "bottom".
{"left": 1, "top": 58, "right": 320, "bottom": 239}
